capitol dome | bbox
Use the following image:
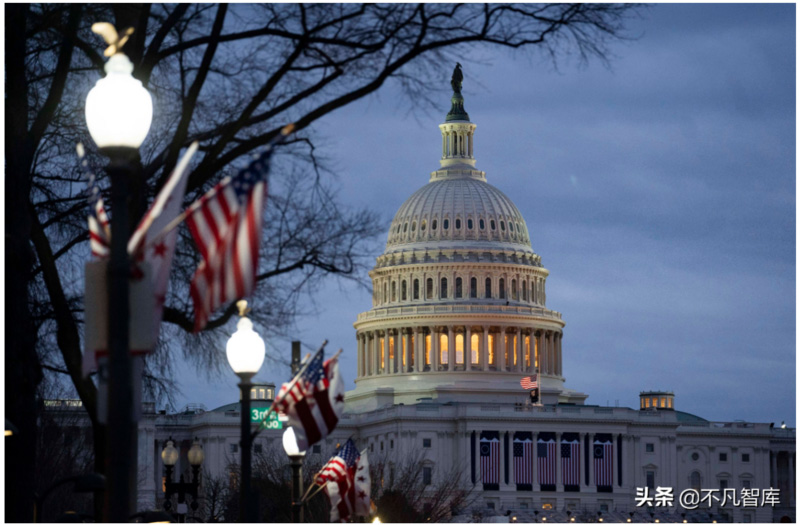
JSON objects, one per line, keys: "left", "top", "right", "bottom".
{"left": 348, "top": 67, "right": 586, "bottom": 411}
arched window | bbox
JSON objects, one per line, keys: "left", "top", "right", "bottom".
{"left": 411, "top": 221, "right": 416, "bottom": 232}
{"left": 440, "top": 278, "right": 448, "bottom": 299}
{"left": 522, "top": 281, "right": 528, "bottom": 301}
{"left": 432, "top": 219, "right": 437, "bottom": 230}
{"left": 455, "top": 277, "right": 463, "bottom": 298}
{"left": 402, "top": 280, "right": 407, "bottom": 301}
{"left": 470, "top": 277, "right": 477, "bottom": 298}
{"left": 439, "top": 333, "right": 448, "bottom": 366}
{"left": 443, "top": 219, "right": 450, "bottom": 230}
{"left": 391, "top": 281, "right": 396, "bottom": 302}
{"left": 471, "top": 333, "right": 480, "bottom": 364}
{"left": 690, "top": 472, "right": 702, "bottom": 491}
{"left": 455, "top": 218, "right": 461, "bottom": 229}
{"left": 511, "top": 279, "right": 518, "bottom": 300}
{"left": 467, "top": 219, "right": 473, "bottom": 229}
{"left": 509, "top": 222, "right": 514, "bottom": 232}
{"left": 426, "top": 278, "right": 433, "bottom": 299}
{"left": 403, "top": 222, "right": 408, "bottom": 232}
{"left": 413, "top": 279, "right": 420, "bottom": 300}
{"left": 499, "top": 278, "right": 506, "bottom": 299}
{"left": 490, "top": 220, "right": 496, "bottom": 230}
{"left": 383, "top": 283, "right": 387, "bottom": 303}
{"left": 500, "top": 221, "right": 506, "bottom": 231}
{"left": 485, "top": 278, "right": 492, "bottom": 298}
{"left": 480, "top": 219, "right": 485, "bottom": 230}
{"left": 421, "top": 219, "right": 427, "bottom": 231}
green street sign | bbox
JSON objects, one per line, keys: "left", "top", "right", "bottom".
{"left": 251, "top": 408, "right": 282, "bottom": 429}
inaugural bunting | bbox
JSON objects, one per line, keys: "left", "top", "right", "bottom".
{"left": 561, "top": 437, "right": 581, "bottom": 487}
{"left": 537, "top": 436, "right": 557, "bottom": 488}
{"left": 513, "top": 433, "right": 533, "bottom": 487}
{"left": 480, "top": 433, "right": 500, "bottom": 488}
{"left": 594, "top": 438, "right": 614, "bottom": 487}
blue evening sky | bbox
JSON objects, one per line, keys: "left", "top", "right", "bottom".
{"left": 172, "top": 4, "right": 796, "bottom": 426}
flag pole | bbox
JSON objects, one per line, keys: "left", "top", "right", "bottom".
{"left": 300, "top": 482, "right": 327, "bottom": 504}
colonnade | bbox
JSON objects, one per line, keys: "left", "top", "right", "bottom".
{"left": 442, "top": 128, "right": 474, "bottom": 158}
{"left": 356, "top": 325, "right": 562, "bottom": 379}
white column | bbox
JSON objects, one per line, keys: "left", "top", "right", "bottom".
{"left": 482, "top": 328, "right": 489, "bottom": 371}
{"left": 357, "top": 334, "right": 363, "bottom": 377}
{"left": 772, "top": 452, "right": 778, "bottom": 487}
{"left": 432, "top": 327, "right": 439, "bottom": 370}
{"left": 465, "top": 326, "right": 472, "bottom": 369}
{"left": 612, "top": 434, "right": 618, "bottom": 487}
{"left": 498, "top": 330, "right": 506, "bottom": 371}
{"left": 448, "top": 326, "right": 455, "bottom": 371}
{"left": 589, "top": 433, "right": 595, "bottom": 488}
{"left": 516, "top": 329, "right": 524, "bottom": 372}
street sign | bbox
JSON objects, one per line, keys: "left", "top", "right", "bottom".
{"left": 251, "top": 407, "right": 282, "bottom": 429}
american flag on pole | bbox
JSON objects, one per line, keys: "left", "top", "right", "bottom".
{"left": 321, "top": 440, "right": 360, "bottom": 523}
{"left": 594, "top": 438, "right": 614, "bottom": 487}
{"left": 561, "top": 438, "right": 581, "bottom": 486}
{"left": 185, "top": 126, "right": 291, "bottom": 331}
{"left": 513, "top": 434, "right": 533, "bottom": 486}
{"left": 480, "top": 434, "right": 500, "bottom": 486}
{"left": 520, "top": 374, "right": 538, "bottom": 390}
{"left": 78, "top": 144, "right": 110, "bottom": 258}
{"left": 316, "top": 439, "right": 359, "bottom": 486}
{"left": 537, "top": 437, "right": 557, "bottom": 486}
{"left": 273, "top": 348, "right": 345, "bottom": 451}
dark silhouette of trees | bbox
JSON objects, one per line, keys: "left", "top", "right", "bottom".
{"left": 6, "top": 3, "right": 638, "bottom": 520}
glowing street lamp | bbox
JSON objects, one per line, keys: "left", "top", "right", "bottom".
{"left": 226, "top": 301, "right": 265, "bottom": 522}
{"left": 84, "top": 22, "right": 153, "bottom": 522}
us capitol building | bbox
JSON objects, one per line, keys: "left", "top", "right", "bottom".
{"left": 52, "top": 71, "right": 794, "bottom": 523}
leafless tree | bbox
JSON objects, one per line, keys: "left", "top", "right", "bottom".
{"left": 6, "top": 3, "right": 639, "bottom": 521}
{"left": 370, "top": 449, "right": 477, "bottom": 522}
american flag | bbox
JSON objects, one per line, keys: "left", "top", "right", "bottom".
{"left": 561, "top": 439, "right": 581, "bottom": 486}
{"left": 537, "top": 438, "right": 557, "bottom": 486}
{"left": 185, "top": 126, "right": 291, "bottom": 332}
{"left": 273, "top": 348, "right": 345, "bottom": 451}
{"left": 520, "top": 374, "right": 538, "bottom": 390}
{"left": 78, "top": 144, "right": 110, "bottom": 258}
{"left": 323, "top": 444, "right": 370, "bottom": 523}
{"left": 513, "top": 435, "right": 533, "bottom": 485}
{"left": 316, "top": 439, "right": 359, "bottom": 486}
{"left": 480, "top": 435, "right": 500, "bottom": 485}
{"left": 594, "top": 439, "right": 614, "bottom": 487}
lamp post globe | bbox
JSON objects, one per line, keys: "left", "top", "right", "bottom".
{"left": 226, "top": 314, "right": 266, "bottom": 380}
{"left": 161, "top": 439, "right": 179, "bottom": 467}
{"left": 187, "top": 437, "right": 205, "bottom": 467}
{"left": 85, "top": 53, "right": 152, "bottom": 150}
{"left": 282, "top": 427, "right": 306, "bottom": 458}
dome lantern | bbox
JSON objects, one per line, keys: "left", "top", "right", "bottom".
{"left": 439, "top": 64, "right": 477, "bottom": 170}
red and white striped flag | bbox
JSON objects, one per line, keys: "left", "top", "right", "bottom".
{"left": 520, "top": 374, "right": 538, "bottom": 390}
{"left": 594, "top": 439, "right": 614, "bottom": 487}
{"left": 185, "top": 125, "right": 292, "bottom": 331}
{"left": 273, "top": 348, "right": 345, "bottom": 451}
{"left": 537, "top": 437, "right": 557, "bottom": 486}
{"left": 513, "top": 435, "right": 533, "bottom": 485}
{"left": 561, "top": 438, "right": 581, "bottom": 486}
{"left": 320, "top": 440, "right": 360, "bottom": 523}
{"left": 480, "top": 434, "right": 500, "bottom": 485}
{"left": 78, "top": 144, "right": 110, "bottom": 258}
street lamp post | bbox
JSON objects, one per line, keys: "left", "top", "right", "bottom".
{"left": 282, "top": 427, "right": 306, "bottom": 523}
{"left": 226, "top": 300, "right": 266, "bottom": 523}
{"left": 85, "top": 32, "right": 153, "bottom": 522}
{"left": 161, "top": 437, "right": 205, "bottom": 522}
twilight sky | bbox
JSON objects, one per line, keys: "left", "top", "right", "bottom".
{"left": 173, "top": 4, "right": 796, "bottom": 426}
